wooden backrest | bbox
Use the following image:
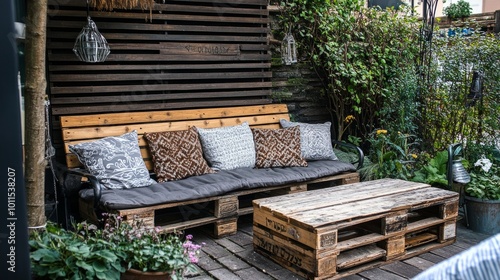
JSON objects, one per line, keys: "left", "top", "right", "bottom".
{"left": 60, "top": 104, "right": 290, "bottom": 170}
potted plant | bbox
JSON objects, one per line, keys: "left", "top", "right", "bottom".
{"left": 464, "top": 155, "right": 500, "bottom": 235}
{"left": 30, "top": 223, "right": 125, "bottom": 280}
{"left": 30, "top": 214, "right": 203, "bottom": 280}
{"left": 443, "top": 0, "right": 472, "bottom": 21}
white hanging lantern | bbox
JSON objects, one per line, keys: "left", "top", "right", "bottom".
{"left": 281, "top": 33, "right": 297, "bottom": 65}
{"left": 73, "top": 1, "right": 110, "bottom": 63}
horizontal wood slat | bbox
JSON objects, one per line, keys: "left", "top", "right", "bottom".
{"left": 47, "top": 0, "right": 271, "bottom": 117}
{"left": 48, "top": 54, "right": 270, "bottom": 64}
{"left": 47, "top": 21, "right": 269, "bottom": 34}
{"left": 51, "top": 81, "right": 272, "bottom": 95}
{"left": 47, "top": 9, "right": 269, "bottom": 24}
{"left": 52, "top": 99, "right": 273, "bottom": 115}
{"left": 49, "top": 0, "right": 269, "bottom": 15}
{"left": 48, "top": 33, "right": 268, "bottom": 43}
{"left": 50, "top": 90, "right": 271, "bottom": 104}
{"left": 48, "top": 62, "right": 271, "bottom": 71}
{"left": 48, "top": 43, "right": 269, "bottom": 52}
{"left": 49, "top": 71, "right": 272, "bottom": 82}
{"left": 49, "top": 0, "right": 269, "bottom": 6}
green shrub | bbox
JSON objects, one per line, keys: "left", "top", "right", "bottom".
{"left": 420, "top": 31, "right": 500, "bottom": 152}
{"left": 279, "top": 0, "right": 420, "bottom": 141}
{"left": 444, "top": 0, "right": 472, "bottom": 20}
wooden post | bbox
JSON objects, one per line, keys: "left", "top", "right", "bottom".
{"left": 25, "top": 0, "right": 48, "bottom": 230}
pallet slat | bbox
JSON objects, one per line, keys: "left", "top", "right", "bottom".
{"left": 336, "top": 245, "right": 386, "bottom": 270}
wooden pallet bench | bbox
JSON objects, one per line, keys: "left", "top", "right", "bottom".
{"left": 253, "top": 178, "right": 459, "bottom": 279}
{"left": 60, "top": 104, "right": 361, "bottom": 237}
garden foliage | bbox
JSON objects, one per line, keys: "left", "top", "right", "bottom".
{"left": 443, "top": 0, "right": 472, "bottom": 20}
{"left": 420, "top": 31, "right": 500, "bottom": 152}
{"left": 278, "top": 0, "right": 420, "bottom": 140}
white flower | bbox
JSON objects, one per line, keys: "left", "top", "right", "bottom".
{"left": 474, "top": 157, "right": 492, "bottom": 173}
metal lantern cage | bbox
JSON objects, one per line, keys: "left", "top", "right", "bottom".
{"left": 281, "top": 33, "right": 297, "bottom": 65}
{"left": 73, "top": 1, "right": 110, "bottom": 63}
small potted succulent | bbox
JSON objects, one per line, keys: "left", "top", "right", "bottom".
{"left": 30, "top": 214, "right": 203, "bottom": 280}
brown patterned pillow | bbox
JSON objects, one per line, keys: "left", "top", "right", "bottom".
{"left": 252, "top": 126, "right": 307, "bottom": 168}
{"left": 144, "top": 128, "right": 215, "bottom": 182}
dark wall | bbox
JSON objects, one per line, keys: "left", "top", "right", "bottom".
{"left": 268, "top": 7, "right": 330, "bottom": 124}
{"left": 47, "top": 0, "right": 272, "bottom": 158}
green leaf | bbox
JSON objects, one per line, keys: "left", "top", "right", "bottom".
{"left": 31, "top": 249, "right": 60, "bottom": 262}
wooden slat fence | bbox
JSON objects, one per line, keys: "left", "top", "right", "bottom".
{"left": 47, "top": 0, "right": 271, "bottom": 116}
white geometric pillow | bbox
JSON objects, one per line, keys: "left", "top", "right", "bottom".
{"left": 280, "top": 119, "right": 338, "bottom": 161}
{"left": 196, "top": 122, "right": 256, "bottom": 170}
{"left": 69, "top": 130, "right": 156, "bottom": 189}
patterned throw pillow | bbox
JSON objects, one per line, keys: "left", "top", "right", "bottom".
{"left": 280, "top": 119, "right": 338, "bottom": 161}
{"left": 252, "top": 126, "right": 308, "bottom": 168}
{"left": 196, "top": 122, "right": 256, "bottom": 170}
{"left": 69, "top": 130, "right": 156, "bottom": 190}
{"left": 144, "top": 128, "right": 215, "bottom": 182}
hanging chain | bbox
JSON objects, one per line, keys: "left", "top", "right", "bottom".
{"left": 86, "top": 0, "right": 90, "bottom": 18}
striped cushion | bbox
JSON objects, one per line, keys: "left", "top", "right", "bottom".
{"left": 413, "top": 233, "right": 500, "bottom": 280}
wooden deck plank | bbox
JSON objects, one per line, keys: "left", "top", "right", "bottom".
{"left": 358, "top": 268, "right": 407, "bottom": 280}
{"left": 402, "top": 256, "right": 436, "bottom": 271}
{"left": 182, "top": 215, "right": 491, "bottom": 280}
{"left": 379, "top": 261, "right": 423, "bottom": 279}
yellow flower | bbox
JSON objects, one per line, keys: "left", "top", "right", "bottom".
{"left": 410, "top": 154, "right": 418, "bottom": 159}
{"left": 344, "top": 115, "right": 355, "bottom": 123}
{"left": 376, "top": 129, "right": 387, "bottom": 135}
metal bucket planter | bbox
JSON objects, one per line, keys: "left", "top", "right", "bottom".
{"left": 465, "top": 196, "right": 500, "bottom": 235}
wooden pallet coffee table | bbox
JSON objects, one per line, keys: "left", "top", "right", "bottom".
{"left": 252, "top": 178, "right": 459, "bottom": 280}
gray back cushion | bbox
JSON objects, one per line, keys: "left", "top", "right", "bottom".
{"left": 280, "top": 119, "right": 338, "bottom": 161}
{"left": 196, "top": 122, "right": 256, "bottom": 170}
{"left": 69, "top": 130, "right": 156, "bottom": 189}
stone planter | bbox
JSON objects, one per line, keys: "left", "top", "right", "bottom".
{"left": 121, "top": 269, "right": 171, "bottom": 280}
{"left": 465, "top": 196, "right": 500, "bottom": 235}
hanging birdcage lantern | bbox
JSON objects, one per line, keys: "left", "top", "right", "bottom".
{"left": 281, "top": 32, "right": 297, "bottom": 65}
{"left": 73, "top": 0, "right": 110, "bottom": 63}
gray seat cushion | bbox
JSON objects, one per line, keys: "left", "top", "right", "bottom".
{"left": 79, "top": 160, "right": 356, "bottom": 210}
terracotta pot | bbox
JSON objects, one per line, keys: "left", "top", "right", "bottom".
{"left": 121, "top": 268, "right": 171, "bottom": 280}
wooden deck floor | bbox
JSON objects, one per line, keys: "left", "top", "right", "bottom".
{"left": 185, "top": 216, "right": 492, "bottom": 280}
